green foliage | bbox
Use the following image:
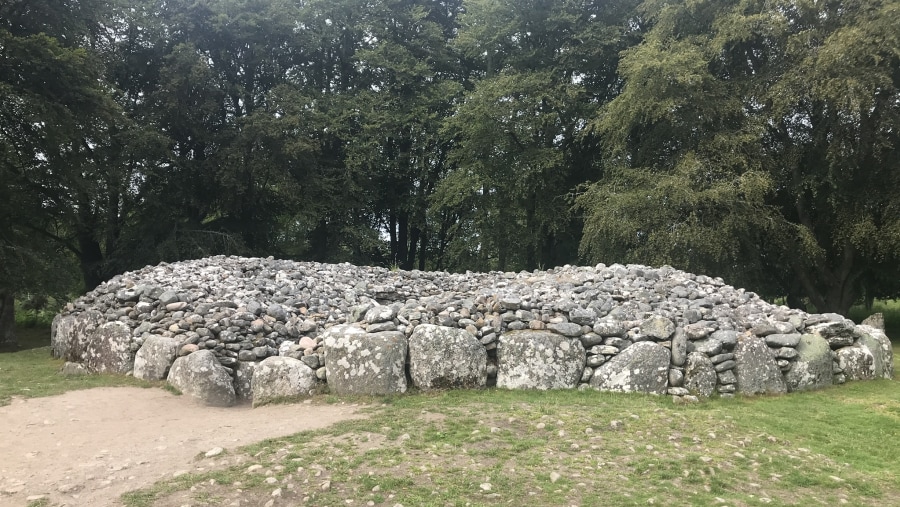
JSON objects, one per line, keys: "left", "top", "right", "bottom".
{"left": 1, "top": 0, "right": 898, "bottom": 318}
{"left": 578, "top": 0, "right": 900, "bottom": 313}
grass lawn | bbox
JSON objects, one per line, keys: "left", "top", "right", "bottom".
{"left": 0, "top": 326, "right": 161, "bottom": 406}
{"left": 122, "top": 382, "right": 900, "bottom": 507}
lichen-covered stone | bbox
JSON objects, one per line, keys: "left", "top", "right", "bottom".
{"left": 133, "top": 335, "right": 178, "bottom": 380}
{"left": 683, "top": 352, "right": 717, "bottom": 398}
{"left": 784, "top": 334, "right": 833, "bottom": 392}
{"left": 51, "top": 311, "right": 103, "bottom": 362}
{"left": 167, "top": 350, "right": 236, "bottom": 407}
{"left": 733, "top": 335, "right": 787, "bottom": 395}
{"left": 835, "top": 345, "right": 875, "bottom": 381}
{"left": 323, "top": 325, "right": 407, "bottom": 395}
{"left": 497, "top": 330, "right": 585, "bottom": 390}
{"left": 640, "top": 316, "right": 675, "bottom": 341}
{"left": 810, "top": 320, "right": 859, "bottom": 349}
{"left": 709, "top": 330, "right": 739, "bottom": 351}
{"left": 408, "top": 324, "right": 486, "bottom": 390}
{"left": 251, "top": 356, "right": 317, "bottom": 406}
{"left": 861, "top": 313, "right": 885, "bottom": 330}
{"left": 857, "top": 326, "right": 894, "bottom": 380}
{"left": 589, "top": 342, "right": 670, "bottom": 395}
{"left": 234, "top": 361, "right": 257, "bottom": 402}
{"left": 84, "top": 321, "right": 134, "bottom": 374}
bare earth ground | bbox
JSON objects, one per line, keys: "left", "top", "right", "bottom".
{"left": 0, "top": 388, "right": 362, "bottom": 507}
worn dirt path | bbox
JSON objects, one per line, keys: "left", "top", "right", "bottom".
{"left": 0, "top": 387, "right": 362, "bottom": 507}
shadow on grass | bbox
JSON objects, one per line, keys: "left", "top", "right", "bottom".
{"left": 0, "top": 326, "right": 51, "bottom": 353}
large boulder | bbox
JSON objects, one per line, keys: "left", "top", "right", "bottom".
{"left": 408, "top": 324, "right": 486, "bottom": 390}
{"left": 323, "top": 325, "right": 408, "bottom": 395}
{"left": 497, "top": 330, "right": 585, "bottom": 390}
{"left": 733, "top": 335, "right": 787, "bottom": 395}
{"left": 683, "top": 351, "right": 717, "bottom": 398}
{"left": 51, "top": 311, "right": 103, "bottom": 361}
{"left": 166, "top": 350, "right": 236, "bottom": 407}
{"left": 133, "top": 335, "right": 178, "bottom": 380}
{"left": 589, "top": 341, "right": 670, "bottom": 395}
{"left": 857, "top": 326, "right": 894, "bottom": 380}
{"left": 835, "top": 345, "right": 875, "bottom": 381}
{"left": 83, "top": 321, "right": 134, "bottom": 373}
{"left": 784, "top": 334, "right": 833, "bottom": 392}
{"left": 251, "top": 356, "right": 317, "bottom": 407}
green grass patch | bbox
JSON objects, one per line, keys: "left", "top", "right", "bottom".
{"left": 123, "top": 382, "right": 900, "bottom": 507}
{"left": 0, "top": 326, "right": 165, "bottom": 406}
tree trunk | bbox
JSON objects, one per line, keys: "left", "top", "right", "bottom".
{"left": 0, "top": 290, "right": 16, "bottom": 348}
{"left": 77, "top": 231, "right": 105, "bottom": 291}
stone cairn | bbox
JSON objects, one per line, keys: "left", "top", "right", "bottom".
{"left": 52, "top": 256, "right": 894, "bottom": 406}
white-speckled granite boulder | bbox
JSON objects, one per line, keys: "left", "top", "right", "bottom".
{"left": 408, "top": 324, "right": 486, "bottom": 390}
{"left": 733, "top": 335, "right": 787, "bottom": 395}
{"left": 857, "top": 326, "right": 894, "bottom": 380}
{"left": 323, "top": 325, "right": 408, "bottom": 395}
{"left": 83, "top": 321, "right": 134, "bottom": 374}
{"left": 835, "top": 345, "right": 876, "bottom": 381}
{"left": 50, "top": 311, "right": 103, "bottom": 362}
{"left": 784, "top": 334, "right": 833, "bottom": 392}
{"left": 167, "top": 350, "right": 236, "bottom": 407}
{"left": 251, "top": 356, "right": 317, "bottom": 406}
{"left": 683, "top": 351, "right": 717, "bottom": 398}
{"left": 497, "top": 331, "right": 585, "bottom": 390}
{"left": 590, "top": 341, "right": 670, "bottom": 394}
{"left": 133, "top": 335, "right": 178, "bottom": 380}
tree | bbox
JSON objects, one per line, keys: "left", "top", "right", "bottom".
{"left": 0, "top": 5, "right": 119, "bottom": 343}
{"left": 577, "top": 0, "right": 900, "bottom": 314}
{"left": 350, "top": 0, "right": 464, "bottom": 270}
{"left": 434, "top": 0, "right": 639, "bottom": 272}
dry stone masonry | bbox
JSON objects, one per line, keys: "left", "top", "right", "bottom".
{"left": 51, "top": 256, "right": 894, "bottom": 406}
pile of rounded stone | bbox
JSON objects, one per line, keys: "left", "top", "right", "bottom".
{"left": 51, "top": 256, "right": 893, "bottom": 406}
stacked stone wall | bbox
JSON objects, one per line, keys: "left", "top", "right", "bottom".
{"left": 52, "top": 256, "right": 894, "bottom": 405}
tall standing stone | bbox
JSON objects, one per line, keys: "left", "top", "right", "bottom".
{"left": 671, "top": 328, "right": 688, "bottom": 366}
{"left": 234, "top": 361, "right": 257, "bottom": 402}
